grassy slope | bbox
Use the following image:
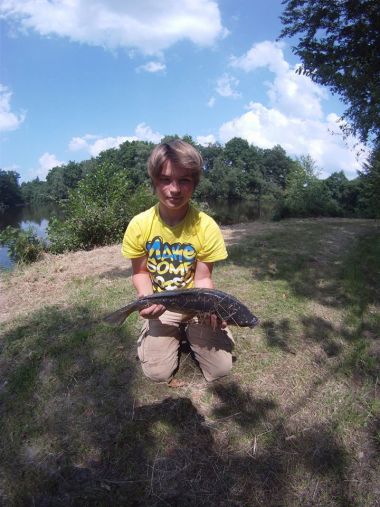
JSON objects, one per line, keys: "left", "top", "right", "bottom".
{"left": 0, "top": 219, "right": 379, "bottom": 506}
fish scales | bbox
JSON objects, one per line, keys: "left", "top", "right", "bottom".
{"left": 103, "top": 288, "right": 259, "bottom": 328}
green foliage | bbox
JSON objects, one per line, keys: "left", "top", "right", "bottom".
{"left": 45, "top": 160, "right": 87, "bottom": 201}
{"left": 357, "top": 143, "right": 380, "bottom": 217}
{"left": 322, "top": 171, "right": 364, "bottom": 217}
{"left": 283, "top": 155, "right": 337, "bottom": 217}
{"left": 262, "top": 145, "right": 294, "bottom": 189}
{"left": 48, "top": 162, "right": 156, "bottom": 252}
{"left": 97, "top": 140, "right": 153, "bottom": 188}
{"left": 0, "top": 226, "right": 46, "bottom": 264}
{"left": 14, "top": 134, "right": 379, "bottom": 247}
{"left": 20, "top": 177, "right": 47, "bottom": 206}
{"left": 280, "top": 0, "right": 380, "bottom": 144}
{"left": 0, "top": 170, "right": 24, "bottom": 208}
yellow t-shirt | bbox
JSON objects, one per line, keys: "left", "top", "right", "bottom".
{"left": 122, "top": 204, "right": 227, "bottom": 292}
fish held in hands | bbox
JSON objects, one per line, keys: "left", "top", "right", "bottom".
{"left": 103, "top": 288, "right": 259, "bottom": 328}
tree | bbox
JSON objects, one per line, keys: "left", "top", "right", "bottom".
{"left": 198, "top": 143, "right": 223, "bottom": 172}
{"left": 283, "top": 155, "right": 337, "bottom": 216}
{"left": 223, "top": 137, "right": 250, "bottom": 167}
{"left": 46, "top": 161, "right": 85, "bottom": 201}
{"left": 48, "top": 162, "right": 156, "bottom": 252}
{"left": 321, "top": 170, "right": 362, "bottom": 216}
{"left": 20, "top": 177, "right": 47, "bottom": 205}
{"left": 280, "top": 0, "right": 380, "bottom": 144}
{"left": 357, "top": 143, "right": 380, "bottom": 217}
{"left": 114, "top": 140, "right": 154, "bottom": 187}
{"left": 262, "top": 145, "right": 294, "bottom": 189}
{"left": 0, "top": 170, "right": 23, "bottom": 207}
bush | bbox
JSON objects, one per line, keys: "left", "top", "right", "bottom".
{"left": 48, "top": 163, "right": 156, "bottom": 253}
{"left": 0, "top": 226, "right": 46, "bottom": 264}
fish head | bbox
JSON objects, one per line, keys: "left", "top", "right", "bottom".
{"left": 248, "top": 316, "right": 259, "bottom": 328}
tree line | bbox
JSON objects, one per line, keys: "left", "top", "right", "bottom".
{"left": 2, "top": 135, "right": 379, "bottom": 215}
{"left": 0, "top": 135, "right": 379, "bottom": 256}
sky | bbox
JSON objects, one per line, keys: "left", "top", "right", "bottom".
{"left": 0, "top": 0, "right": 369, "bottom": 183}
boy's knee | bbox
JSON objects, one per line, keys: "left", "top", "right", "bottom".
{"left": 141, "top": 362, "right": 175, "bottom": 383}
{"left": 202, "top": 355, "right": 233, "bottom": 382}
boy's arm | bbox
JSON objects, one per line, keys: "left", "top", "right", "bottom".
{"left": 131, "top": 256, "right": 166, "bottom": 319}
{"left": 194, "top": 260, "right": 215, "bottom": 289}
{"left": 194, "top": 261, "right": 227, "bottom": 329}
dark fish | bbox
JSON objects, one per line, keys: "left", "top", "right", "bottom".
{"left": 103, "top": 288, "right": 259, "bottom": 328}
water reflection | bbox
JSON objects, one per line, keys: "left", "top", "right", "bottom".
{"left": 0, "top": 204, "right": 60, "bottom": 270}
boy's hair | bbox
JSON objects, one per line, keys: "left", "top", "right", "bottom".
{"left": 147, "top": 140, "right": 203, "bottom": 187}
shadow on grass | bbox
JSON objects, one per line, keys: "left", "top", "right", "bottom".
{"left": 227, "top": 223, "right": 380, "bottom": 315}
{"left": 0, "top": 305, "right": 374, "bottom": 505}
{"left": 0, "top": 304, "right": 138, "bottom": 505}
{"left": 301, "top": 316, "right": 344, "bottom": 357}
{"left": 206, "top": 381, "right": 355, "bottom": 507}
{"left": 228, "top": 224, "right": 380, "bottom": 369}
{"left": 210, "top": 380, "right": 277, "bottom": 427}
{"left": 260, "top": 318, "right": 297, "bottom": 354}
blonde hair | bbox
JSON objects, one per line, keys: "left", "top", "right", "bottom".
{"left": 147, "top": 140, "right": 203, "bottom": 187}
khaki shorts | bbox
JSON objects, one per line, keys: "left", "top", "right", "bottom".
{"left": 137, "top": 310, "right": 234, "bottom": 382}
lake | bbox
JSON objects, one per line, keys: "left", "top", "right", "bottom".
{"left": 0, "top": 204, "right": 57, "bottom": 269}
{"left": 0, "top": 199, "right": 267, "bottom": 269}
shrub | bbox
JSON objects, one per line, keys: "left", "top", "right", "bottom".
{"left": 48, "top": 163, "right": 156, "bottom": 253}
{"left": 0, "top": 226, "right": 46, "bottom": 264}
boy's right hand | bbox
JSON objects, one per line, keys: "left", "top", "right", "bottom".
{"left": 139, "top": 304, "right": 166, "bottom": 319}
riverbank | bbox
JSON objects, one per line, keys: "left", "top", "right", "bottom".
{"left": 1, "top": 218, "right": 379, "bottom": 506}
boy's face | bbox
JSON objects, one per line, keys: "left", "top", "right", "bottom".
{"left": 155, "top": 160, "right": 194, "bottom": 213}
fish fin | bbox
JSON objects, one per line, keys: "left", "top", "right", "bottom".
{"left": 103, "top": 303, "right": 136, "bottom": 327}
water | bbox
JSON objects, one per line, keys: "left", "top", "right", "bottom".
{"left": 0, "top": 204, "right": 58, "bottom": 270}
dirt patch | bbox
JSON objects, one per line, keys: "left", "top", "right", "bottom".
{"left": 0, "top": 244, "right": 128, "bottom": 323}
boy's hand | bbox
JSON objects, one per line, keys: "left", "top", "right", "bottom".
{"left": 139, "top": 304, "right": 166, "bottom": 319}
{"left": 210, "top": 313, "right": 228, "bottom": 331}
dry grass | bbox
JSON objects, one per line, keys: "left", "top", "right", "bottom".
{"left": 1, "top": 218, "right": 379, "bottom": 506}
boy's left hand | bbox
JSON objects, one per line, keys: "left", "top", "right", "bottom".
{"left": 210, "top": 314, "right": 227, "bottom": 331}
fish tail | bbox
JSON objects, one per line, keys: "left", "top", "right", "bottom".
{"left": 103, "top": 302, "right": 138, "bottom": 326}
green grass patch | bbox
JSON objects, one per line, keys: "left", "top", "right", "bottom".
{"left": 1, "top": 219, "right": 379, "bottom": 506}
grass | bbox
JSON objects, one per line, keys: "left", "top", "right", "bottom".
{"left": 0, "top": 218, "right": 379, "bottom": 506}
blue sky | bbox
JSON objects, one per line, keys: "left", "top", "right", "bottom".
{"left": 0, "top": 0, "right": 368, "bottom": 182}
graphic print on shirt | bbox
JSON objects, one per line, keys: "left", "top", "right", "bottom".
{"left": 146, "top": 236, "right": 197, "bottom": 291}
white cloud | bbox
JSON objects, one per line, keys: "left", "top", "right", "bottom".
{"left": 0, "top": 0, "right": 226, "bottom": 55}
{"left": 196, "top": 134, "right": 216, "bottom": 146}
{"left": 69, "top": 123, "right": 163, "bottom": 157}
{"left": 231, "top": 40, "right": 327, "bottom": 119}
{"left": 135, "top": 123, "right": 162, "bottom": 143}
{"left": 216, "top": 74, "right": 240, "bottom": 98}
{"left": 137, "top": 61, "right": 166, "bottom": 73}
{"left": 68, "top": 134, "right": 99, "bottom": 152}
{"left": 215, "top": 40, "right": 368, "bottom": 178}
{"left": 87, "top": 136, "right": 135, "bottom": 157}
{"left": 230, "top": 40, "right": 288, "bottom": 74}
{"left": 0, "top": 84, "right": 25, "bottom": 132}
{"left": 219, "top": 102, "right": 368, "bottom": 178}
{"left": 37, "top": 152, "right": 64, "bottom": 180}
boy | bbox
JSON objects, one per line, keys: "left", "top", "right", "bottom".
{"left": 122, "top": 140, "right": 233, "bottom": 383}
